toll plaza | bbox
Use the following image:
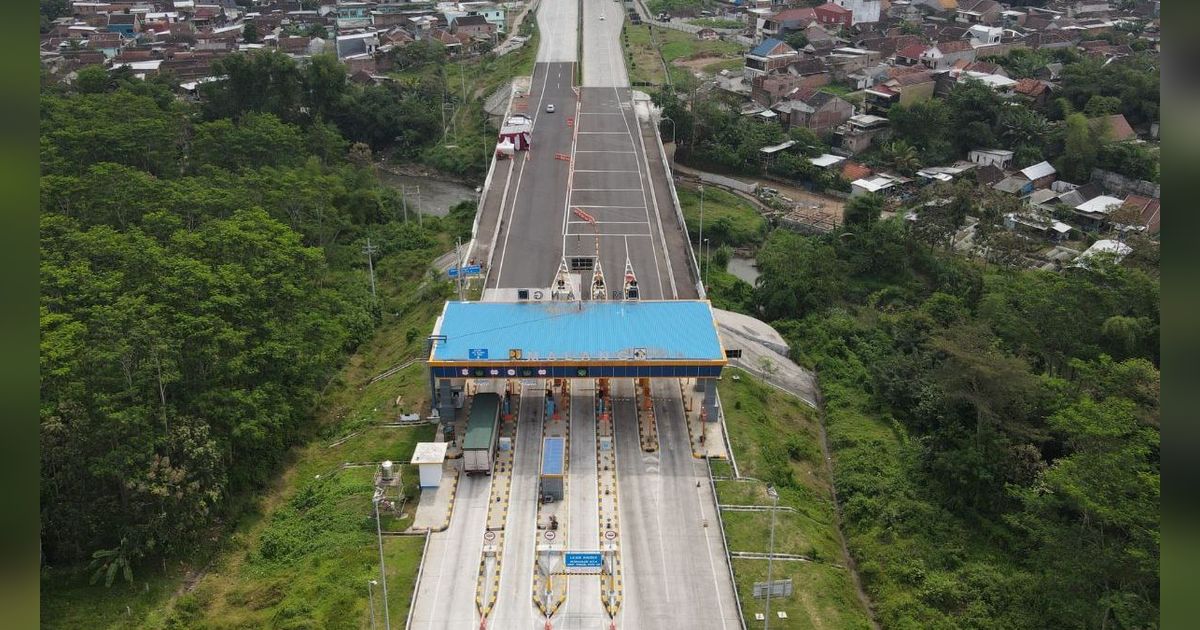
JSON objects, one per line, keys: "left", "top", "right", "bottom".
{"left": 426, "top": 300, "right": 728, "bottom": 437}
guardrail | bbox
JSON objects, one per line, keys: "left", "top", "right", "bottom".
{"left": 403, "top": 530, "right": 432, "bottom": 630}
{"left": 707, "top": 454, "right": 748, "bottom": 630}
{"left": 646, "top": 101, "right": 705, "bottom": 298}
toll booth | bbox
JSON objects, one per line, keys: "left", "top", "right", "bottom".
{"left": 540, "top": 436, "right": 565, "bottom": 501}
{"left": 427, "top": 300, "right": 728, "bottom": 431}
{"left": 411, "top": 442, "right": 449, "bottom": 488}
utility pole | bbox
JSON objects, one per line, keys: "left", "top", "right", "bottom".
{"left": 763, "top": 485, "right": 778, "bottom": 630}
{"left": 416, "top": 186, "right": 423, "bottom": 226}
{"left": 373, "top": 492, "right": 392, "bottom": 630}
{"left": 363, "top": 237, "right": 378, "bottom": 300}
{"left": 697, "top": 184, "right": 705, "bottom": 271}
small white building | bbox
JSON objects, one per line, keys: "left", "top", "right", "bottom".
{"left": 968, "top": 148, "right": 1014, "bottom": 169}
{"left": 411, "top": 442, "right": 449, "bottom": 488}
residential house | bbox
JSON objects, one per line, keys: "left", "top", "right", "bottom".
{"left": 993, "top": 174, "right": 1033, "bottom": 196}
{"left": 751, "top": 73, "right": 810, "bottom": 107}
{"left": 814, "top": 3, "right": 853, "bottom": 29}
{"left": 894, "top": 43, "right": 927, "bottom": 66}
{"left": 920, "top": 39, "right": 976, "bottom": 68}
{"left": 106, "top": 13, "right": 141, "bottom": 37}
{"left": 756, "top": 8, "right": 816, "bottom": 42}
{"left": 836, "top": 113, "right": 891, "bottom": 153}
{"left": 697, "top": 28, "right": 720, "bottom": 41}
{"left": 744, "top": 38, "right": 800, "bottom": 79}
{"left": 845, "top": 62, "right": 891, "bottom": 89}
{"left": 863, "top": 68, "right": 935, "bottom": 114}
{"left": 1073, "top": 239, "right": 1132, "bottom": 267}
{"left": 809, "top": 153, "right": 847, "bottom": 170}
{"left": 1004, "top": 210, "right": 1073, "bottom": 241}
{"left": 336, "top": 2, "right": 375, "bottom": 29}
{"left": 1089, "top": 114, "right": 1137, "bottom": 142}
{"left": 336, "top": 30, "right": 379, "bottom": 60}
{"left": 974, "top": 163, "right": 1006, "bottom": 186}
{"left": 1013, "top": 77, "right": 1053, "bottom": 107}
{"left": 831, "top": 0, "right": 881, "bottom": 25}
{"left": 771, "top": 88, "right": 856, "bottom": 134}
{"left": 956, "top": 0, "right": 1002, "bottom": 25}
{"left": 451, "top": 14, "right": 495, "bottom": 39}
{"left": 968, "top": 148, "right": 1014, "bottom": 169}
{"left": 1021, "top": 160, "right": 1058, "bottom": 189}
{"left": 1072, "top": 194, "right": 1125, "bottom": 230}
{"left": 965, "top": 24, "right": 1002, "bottom": 47}
{"left": 1122, "top": 194, "right": 1160, "bottom": 235}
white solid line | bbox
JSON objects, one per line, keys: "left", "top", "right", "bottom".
{"left": 570, "top": 188, "right": 645, "bottom": 192}
{"left": 569, "top": 205, "right": 647, "bottom": 209}
{"left": 567, "top": 221, "right": 651, "bottom": 224}
{"left": 573, "top": 150, "right": 637, "bottom": 154}
{"left": 564, "top": 233, "right": 652, "bottom": 237}
{"left": 571, "top": 169, "right": 640, "bottom": 173}
{"left": 577, "top": 131, "right": 630, "bottom": 134}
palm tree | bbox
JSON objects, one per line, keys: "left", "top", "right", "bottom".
{"left": 885, "top": 140, "right": 921, "bottom": 175}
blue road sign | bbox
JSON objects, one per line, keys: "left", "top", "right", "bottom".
{"left": 447, "top": 265, "right": 482, "bottom": 278}
{"left": 564, "top": 552, "right": 603, "bottom": 569}
{"left": 468, "top": 348, "right": 489, "bottom": 360}
{"left": 448, "top": 267, "right": 459, "bottom": 278}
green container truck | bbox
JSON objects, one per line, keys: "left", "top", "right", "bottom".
{"left": 463, "top": 393, "right": 500, "bottom": 474}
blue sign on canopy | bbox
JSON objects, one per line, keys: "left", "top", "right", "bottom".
{"left": 564, "top": 552, "right": 603, "bottom": 569}
{"left": 468, "top": 348, "right": 489, "bottom": 360}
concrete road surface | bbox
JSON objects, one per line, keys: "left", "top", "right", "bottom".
{"left": 613, "top": 379, "right": 741, "bottom": 629}
{"left": 537, "top": 0, "right": 579, "bottom": 63}
{"left": 559, "top": 384, "right": 606, "bottom": 629}
{"left": 489, "top": 390, "right": 546, "bottom": 630}
{"left": 582, "top": 0, "right": 629, "bottom": 88}
{"left": 408, "top": 472, "right": 489, "bottom": 630}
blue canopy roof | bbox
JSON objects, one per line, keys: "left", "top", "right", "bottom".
{"left": 430, "top": 300, "right": 725, "bottom": 363}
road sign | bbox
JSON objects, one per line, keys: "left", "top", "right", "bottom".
{"left": 544, "top": 530, "right": 556, "bottom": 541}
{"left": 448, "top": 264, "right": 482, "bottom": 278}
{"left": 469, "top": 348, "right": 489, "bottom": 360}
{"left": 484, "top": 530, "right": 496, "bottom": 542}
{"left": 564, "top": 552, "right": 603, "bottom": 569}
{"left": 604, "top": 530, "right": 616, "bottom": 540}
{"left": 752, "top": 578, "right": 792, "bottom": 599}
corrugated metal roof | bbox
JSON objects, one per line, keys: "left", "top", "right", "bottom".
{"left": 431, "top": 301, "right": 724, "bottom": 362}
{"left": 541, "top": 437, "right": 564, "bottom": 476}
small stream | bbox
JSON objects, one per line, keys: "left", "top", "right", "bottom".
{"left": 376, "top": 170, "right": 481, "bottom": 218}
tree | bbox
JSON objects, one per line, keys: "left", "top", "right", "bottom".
{"left": 1057, "top": 112, "right": 1099, "bottom": 182}
{"left": 190, "top": 113, "right": 306, "bottom": 172}
{"left": 201, "top": 49, "right": 305, "bottom": 123}
{"left": 1097, "top": 141, "right": 1158, "bottom": 181}
{"left": 302, "top": 53, "right": 348, "bottom": 120}
{"left": 888, "top": 99, "right": 955, "bottom": 164}
{"left": 1083, "top": 94, "right": 1122, "bottom": 117}
{"left": 782, "top": 31, "right": 808, "bottom": 51}
{"left": 883, "top": 139, "right": 921, "bottom": 175}
{"left": 243, "top": 22, "right": 260, "bottom": 43}
{"left": 73, "top": 65, "right": 114, "bottom": 94}
{"left": 843, "top": 193, "right": 884, "bottom": 230}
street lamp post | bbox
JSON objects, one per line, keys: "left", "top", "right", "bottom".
{"left": 367, "top": 580, "right": 379, "bottom": 630}
{"left": 763, "top": 485, "right": 779, "bottom": 630}
{"left": 704, "top": 238, "right": 711, "bottom": 287}
{"left": 373, "top": 492, "right": 392, "bottom": 630}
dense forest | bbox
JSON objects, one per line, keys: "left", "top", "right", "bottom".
{"left": 707, "top": 200, "right": 1159, "bottom": 627}
{"left": 39, "top": 50, "right": 475, "bottom": 581}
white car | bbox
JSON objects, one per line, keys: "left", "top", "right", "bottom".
{"left": 546, "top": 103, "right": 555, "bottom": 113}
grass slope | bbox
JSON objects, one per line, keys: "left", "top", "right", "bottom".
{"left": 677, "top": 183, "right": 768, "bottom": 248}
{"left": 716, "top": 368, "right": 872, "bottom": 629}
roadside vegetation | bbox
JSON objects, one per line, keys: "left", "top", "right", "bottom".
{"left": 715, "top": 368, "right": 872, "bottom": 629}
{"left": 747, "top": 214, "right": 1160, "bottom": 627}
{"left": 39, "top": 44, "right": 506, "bottom": 627}
{"left": 622, "top": 22, "right": 743, "bottom": 86}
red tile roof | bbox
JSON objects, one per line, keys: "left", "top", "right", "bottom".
{"left": 1090, "top": 114, "right": 1136, "bottom": 142}
{"left": 934, "top": 39, "right": 973, "bottom": 54}
{"left": 896, "top": 43, "right": 927, "bottom": 59}
{"left": 1014, "top": 78, "right": 1049, "bottom": 96}
{"left": 816, "top": 2, "right": 851, "bottom": 14}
